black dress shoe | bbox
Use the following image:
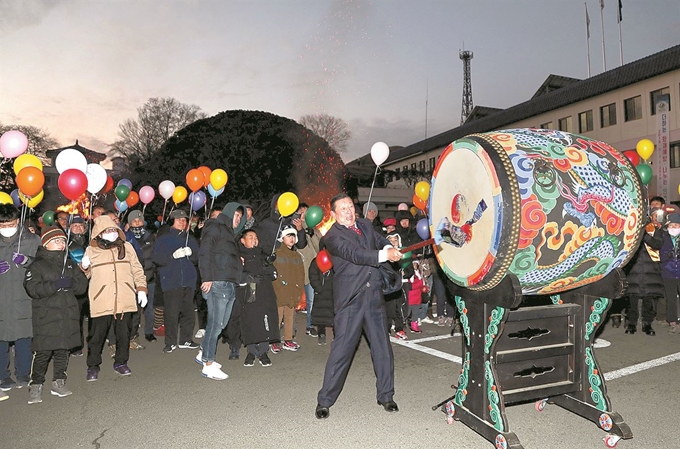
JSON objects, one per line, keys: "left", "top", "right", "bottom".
{"left": 377, "top": 400, "right": 399, "bottom": 412}
{"left": 145, "top": 334, "right": 157, "bottom": 342}
{"left": 624, "top": 324, "right": 636, "bottom": 334}
{"left": 315, "top": 404, "right": 330, "bottom": 419}
{"left": 642, "top": 323, "right": 656, "bottom": 336}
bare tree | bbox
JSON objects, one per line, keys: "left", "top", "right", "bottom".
{"left": 110, "top": 97, "right": 207, "bottom": 168}
{"left": 299, "top": 113, "right": 351, "bottom": 153}
{"left": 0, "top": 123, "right": 59, "bottom": 190}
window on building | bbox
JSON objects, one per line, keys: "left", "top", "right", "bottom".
{"left": 600, "top": 103, "right": 617, "bottom": 128}
{"left": 578, "top": 110, "right": 593, "bottom": 133}
{"left": 670, "top": 141, "right": 680, "bottom": 169}
{"left": 385, "top": 172, "right": 393, "bottom": 183}
{"left": 403, "top": 165, "right": 408, "bottom": 173}
{"left": 411, "top": 163, "right": 416, "bottom": 170}
{"left": 650, "top": 87, "right": 671, "bottom": 115}
{"left": 624, "top": 95, "right": 642, "bottom": 121}
{"left": 429, "top": 157, "right": 436, "bottom": 170}
{"left": 394, "top": 168, "right": 400, "bottom": 180}
{"left": 419, "top": 160, "right": 425, "bottom": 172}
{"left": 558, "top": 116, "right": 572, "bottom": 132}
{"left": 540, "top": 121, "right": 553, "bottom": 129}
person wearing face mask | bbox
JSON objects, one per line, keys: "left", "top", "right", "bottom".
{"left": 79, "top": 215, "right": 148, "bottom": 381}
{"left": 0, "top": 204, "right": 41, "bottom": 396}
{"left": 659, "top": 213, "right": 680, "bottom": 333}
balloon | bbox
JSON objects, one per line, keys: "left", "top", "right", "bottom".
{"left": 159, "top": 180, "right": 175, "bottom": 200}
{"left": 42, "top": 210, "right": 55, "bottom": 226}
{"left": 409, "top": 206, "right": 418, "bottom": 217}
{"left": 416, "top": 218, "right": 430, "bottom": 240}
{"left": 0, "top": 192, "right": 12, "bottom": 205}
{"left": 117, "top": 178, "right": 132, "bottom": 189}
{"left": 19, "top": 190, "right": 43, "bottom": 208}
{"left": 400, "top": 251, "right": 413, "bottom": 269}
{"left": 207, "top": 184, "right": 224, "bottom": 197}
{"left": 412, "top": 193, "right": 427, "bottom": 210}
{"left": 16, "top": 166, "right": 45, "bottom": 197}
{"left": 114, "top": 199, "right": 128, "bottom": 212}
{"left": 210, "top": 169, "right": 228, "bottom": 190}
{"left": 636, "top": 163, "right": 653, "bottom": 186}
{"left": 173, "top": 186, "right": 188, "bottom": 204}
{"left": 398, "top": 202, "right": 409, "bottom": 211}
{"left": 198, "top": 166, "right": 212, "bottom": 188}
{"left": 636, "top": 139, "right": 655, "bottom": 161}
{"left": 305, "top": 205, "right": 324, "bottom": 228}
{"left": 58, "top": 169, "right": 88, "bottom": 200}
{"left": 139, "top": 186, "right": 155, "bottom": 204}
{"left": 622, "top": 150, "right": 640, "bottom": 167}
{"left": 315, "top": 249, "right": 333, "bottom": 273}
{"left": 189, "top": 190, "right": 207, "bottom": 210}
{"left": 277, "top": 192, "right": 299, "bottom": 217}
{"left": 0, "top": 130, "right": 28, "bottom": 158}
{"left": 154, "top": 221, "right": 161, "bottom": 228}
{"left": 415, "top": 181, "right": 430, "bottom": 201}
{"left": 370, "top": 141, "right": 390, "bottom": 166}
{"left": 85, "top": 163, "right": 107, "bottom": 194}
{"left": 55, "top": 148, "right": 87, "bottom": 174}
{"left": 126, "top": 191, "right": 140, "bottom": 207}
{"left": 10, "top": 189, "right": 21, "bottom": 208}
{"left": 186, "top": 169, "right": 205, "bottom": 192}
{"left": 13, "top": 154, "right": 43, "bottom": 175}
{"left": 100, "top": 175, "right": 114, "bottom": 194}
{"left": 114, "top": 185, "right": 130, "bottom": 202}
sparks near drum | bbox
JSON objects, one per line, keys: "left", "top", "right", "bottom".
{"left": 430, "top": 128, "right": 645, "bottom": 295}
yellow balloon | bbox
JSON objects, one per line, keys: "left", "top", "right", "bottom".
{"left": 277, "top": 192, "right": 299, "bottom": 217}
{"left": 636, "top": 138, "right": 655, "bottom": 161}
{"left": 19, "top": 190, "right": 44, "bottom": 208}
{"left": 13, "top": 154, "right": 43, "bottom": 175}
{"left": 210, "top": 169, "right": 228, "bottom": 190}
{"left": 415, "top": 181, "right": 430, "bottom": 201}
{"left": 0, "top": 192, "right": 12, "bottom": 205}
{"left": 677, "top": 184, "right": 680, "bottom": 196}
{"left": 409, "top": 206, "right": 418, "bottom": 217}
{"left": 172, "top": 186, "right": 188, "bottom": 204}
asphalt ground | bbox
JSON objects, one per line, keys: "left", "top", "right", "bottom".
{"left": 1, "top": 312, "right": 679, "bottom": 449}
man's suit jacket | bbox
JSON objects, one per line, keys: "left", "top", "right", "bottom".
{"left": 323, "top": 217, "right": 390, "bottom": 312}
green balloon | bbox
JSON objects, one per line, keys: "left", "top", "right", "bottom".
{"left": 42, "top": 210, "right": 55, "bottom": 226}
{"left": 305, "top": 205, "right": 324, "bottom": 228}
{"left": 115, "top": 185, "right": 130, "bottom": 202}
{"left": 636, "top": 163, "right": 653, "bottom": 186}
{"left": 400, "top": 250, "right": 413, "bottom": 269}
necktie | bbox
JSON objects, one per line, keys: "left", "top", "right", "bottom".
{"left": 349, "top": 224, "right": 362, "bottom": 236}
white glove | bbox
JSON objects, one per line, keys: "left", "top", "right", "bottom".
{"left": 172, "top": 248, "right": 186, "bottom": 259}
{"left": 183, "top": 246, "right": 192, "bottom": 257}
{"left": 81, "top": 255, "right": 91, "bottom": 269}
{"left": 137, "top": 291, "right": 148, "bottom": 308}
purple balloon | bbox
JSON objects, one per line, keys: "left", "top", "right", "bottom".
{"left": 416, "top": 218, "right": 430, "bottom": 240}
{"left": 10, "top": 189, "right": 21, "bottom": 208}
{"left": 117, "top": 178, "right": 133, "bottom": 189}
{"left": 189, "top": 190, "right": 206, "bottom": 211}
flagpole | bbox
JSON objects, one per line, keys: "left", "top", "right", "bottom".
{"left": 585, "top": 3, "right": 591, "bottom": 78}
{"left": 618, "top": 0, "right": 624, "bottom": 66}
{"left": 600, "top": 0, "right": 607, "bottom": 72}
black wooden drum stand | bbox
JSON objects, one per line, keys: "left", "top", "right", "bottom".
{"left": 436, "top": 269, "right": 633, "bottom": 448}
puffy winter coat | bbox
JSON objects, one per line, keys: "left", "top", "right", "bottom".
{"left": 309, "top": 259, "right": 334, "bottom": 328}
{"left": 254, "top": 194, "right": 308, "bottom": 256}
{"left": 237, "top": 245, "right": 279, "bottom": 345}
{"left": 153, "top": 228, "right": 199, "bottom": 292}
{"left": 272, "top": 244, "right": 305, "bottom": 308}
{"left": 624, "top": 228, "right": 664, "bottom": 298}
{"left": 660, "top": 231, "right": 680, "bottom": 279}
{"left": 198, "top": 202, "right": 245, "bottom": 283}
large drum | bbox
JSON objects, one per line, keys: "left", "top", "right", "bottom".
{"left": 430, "top": 128, "right": 645, "bottom": 295}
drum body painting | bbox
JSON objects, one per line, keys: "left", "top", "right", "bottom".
{"left": 430, "top": 128, "right": 645, "bottom": 295}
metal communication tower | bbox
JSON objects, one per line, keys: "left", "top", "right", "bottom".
{"left": 459, "top": 50, "right": 474, "bottom": 125}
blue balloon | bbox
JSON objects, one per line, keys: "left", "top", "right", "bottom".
{"left": 416, "top": 218, "right": 430, "bottom": 240}
{"left": 154, "top": 220, "right": 161, "bottom": 228}
{"left": 207, "top": 184, "right": 224, "bottom": 198}
{"left": 10, "top": 189, "right": 21, "bottom": 208}
{"left": 115, "top": 199, "right": 128, "bottom": 212}
{"left": 189, "top": 190, "right": 207, "bottom": 210}
{"left": 117, "top": 178, "right": 132, "bottom": 189}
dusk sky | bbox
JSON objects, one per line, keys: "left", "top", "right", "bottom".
{"left": 1, "top": 0, "right": 679, "bottom": 163}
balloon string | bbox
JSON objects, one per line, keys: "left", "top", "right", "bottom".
{"left": 61, "top": 202, "right": 75, "bottom": 275}
{"left": 161, "top": 200, "right": 168, "bottom": 225}
{"left": 88, "top": 194, "right": 95, "bottom": 237}
{"left": 16, "top": 203, "right": 27, "bottom": 256}
{"left": 167, "top": 204, "right": 175, "bottom": 222}
{"left": 270, "top": 217, "right": 284, "bottom": 257}
{"left": 185, "top": 205, "right": 193, "bottom": 248}
{"left": 364, "top": 165, "right": 380, "bottom": 219}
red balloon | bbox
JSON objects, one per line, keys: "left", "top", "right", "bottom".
{"left": 58, "top": 169, "right": 88, "bottom": 201}
{"left": 412, "top": 193, "right": 427, "bottom": 210}
{"left": 127, "top": 191, "right": 140, "bottom": 207}
{"left": 623, "top": 150, "right": 640, "bottom": 167}
{"left": 315, "top": 249, "right": 333, "bottom": 273}
{"left": 186, "top": 169, "right": 205, "bottom": 192}
{"left": 16, "top": 166, "right": 45, "bottom": 197}
{"left": 100, "top": 175, "right": 114, "bottom": 194}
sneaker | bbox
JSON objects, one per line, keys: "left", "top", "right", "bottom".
{"left": 438, "top": 316, "right": 446, "bottom": 327}
{"left": 108, "top": 344, "right": 116, "bottom": 359}
{"left": 243, "top": 353, "right": 256, "bottom": 367}
{"left": 228, "top": 346, "right": 240, "bottom": 360}
{"left": 86, "top": 368, "right": 99, "bottom": 382}
{"left": 283, "top": 341, "right": 300, "bottom": 351}
{"left": 27, "top": 384, "right": 43, "bottom": 404}
{"left": 194, "top": 329, "right": 205, "bottom": 339}
{"left": 318, "top": 334, "right": 327, "bottom": 345}
{"left": 179, "top": 341, "right": 200, "bottom": 349}
{"left": 194, "top": 350, "right": 222, "bottom": 368}
{"left": 113, "top": 363, "right": 131, "bottom": 376}
{"left": 0, "top": 377, "right": 16, "bottom": 391}
{"left": 163, "top": 344, "right": 177, "bottom": 353}
{"left": 395, "top": 330, "right": 408, "bottom": 340}
{"left": 421, "top": 316, "right": 435, "bottom": 324}
{"left": 410, "top": 322, "right": 422, "bottom": 333}
{"left": 153, "top": 325, "right": 165, "bottom": 337}
{"left": 129, "top": 336, "right": 145, "bottom": 350}
{"left": 270, "top": 343, "right": 282, "bottom": 354}
{"left": 259, "top": 353, "right": 272, "bottom": 367}
{"left": 202, "top": 363, "right": 228, "bottom": 380}
{"left": 305, "top": 328, "right": 318, "bottom": 337}
{"left": 0, "top": 390, "right": 8, "bottom": 402}
{"left": 15, "top": 376, "right": 29, "bottom": 389}
{"left": 145, "top": 334, "right": 157, "bottom": 342}
{"left": 50, "top": 379, "right": 72, "bottom": 397}
{"left": 70, "top": 349, "right": 84, "bottom": 357}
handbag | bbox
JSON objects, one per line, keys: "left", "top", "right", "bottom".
{"left": 379, "top": 262, "right": 403, "bottom": 295}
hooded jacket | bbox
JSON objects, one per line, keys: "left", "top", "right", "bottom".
{"left": 272, "top": 243, "right": 305, "bottom": 308}
{"left": 82, "top": 215, "right": 147, "bottom": 318}
{"left": 254, "top": 193, "right": 308, "bottom": 256}
{"left": 198, "top": 202, "right": 245, "bottom": 283}
{"left": 152, "top": 222, "right": 200, "bottom": 291}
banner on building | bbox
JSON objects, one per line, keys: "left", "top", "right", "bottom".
{"left": 656, "top": 94, "right": 670, "bottom": 201}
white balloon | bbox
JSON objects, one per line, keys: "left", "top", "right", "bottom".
{"left": 85, "top": 163, "right": 108, "bottom": 194}
{"left": 55, "top": 148, "right": 87, "bottom": 174}
{"left": 370, "top": 141, "right": 390, "bottom": 166}
{"left": 158, "top": 180, "right": 175, "bottom": 200}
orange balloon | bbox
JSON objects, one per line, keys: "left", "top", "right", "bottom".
{"left": 412, "top": 193, "right": 427, "bottom": 210}
{"left": 198, "top": 166, "right": 212, "bottom": 188}
{"left": 16, "top": 166, "right": 45, "bottom": 197}
{"left": 126, "top": 191, "right": 140, "bottom": 207}
{"left": 186, "top": 169, "right": 205, "bottom": 192}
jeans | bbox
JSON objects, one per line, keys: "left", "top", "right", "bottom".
{"left": 304, "top": 283, "right": 315, "bottom": 329}
{"left": 202, "top": 281, "right": 236, "bottom": 363}
{"left": 0, "top": 338, "right": 32, "bottom": 381}
{"left": 143, "top": 283, "right": 156, "bottom": 335}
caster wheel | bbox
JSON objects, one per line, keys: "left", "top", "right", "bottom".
{"left": 603, "top": 434, "right": 621, "bottom": 448}
{"left": 446, "top": 416, "right": 455, "bottom": 425}
{"left": 535, "top": 399, "right": 548, "bottom": 412}
{"left": 495, "top": 434, "right": 508, "bottom": 449}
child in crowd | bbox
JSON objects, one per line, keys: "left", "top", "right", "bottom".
{"left": 660, "top": 213, "right": 680, "bottom": 333}
{"left": 406, "top": 260, "right": 427, "bottom": 333}
{"left": 309, "top": 249, "right": 334, "bottom": 345}
{"left": 23, "top": 226, "right": 88, "bottom": 404}
{"left": 385, "top": 232, "right": 407, "bottom": 339}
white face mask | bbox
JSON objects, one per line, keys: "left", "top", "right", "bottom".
{"left": 101, "top": 232, "right": 118, "bottom": 242}
{"left": 0, "top": 227, "right": 17, "bottom": 238}
{"left": 669, "top": 228, "right": 680, "bottom": 237}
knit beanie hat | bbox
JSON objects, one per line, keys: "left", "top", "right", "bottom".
{"left": 41, "top": 225, "right": 67, "bottom": 247}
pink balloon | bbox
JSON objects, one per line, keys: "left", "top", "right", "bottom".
{"left": 398, "top": 202, "right": 409, "bottom": 211}
{"left": 139, "top": 185, "right": 156, "bottom": 204}
{"left": 0, "top": 130, "right": 29, "bottom": 158}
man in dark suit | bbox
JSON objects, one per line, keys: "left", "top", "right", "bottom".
{"left": 315, "top": 194, "right": 403, "bottom": 419}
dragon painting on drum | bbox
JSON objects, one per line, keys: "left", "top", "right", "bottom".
{"left": 430, "top": 128, "right": 645, "bottom": 295}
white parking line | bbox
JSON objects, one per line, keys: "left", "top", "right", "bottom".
{"left": 604, "top": 351, "right": 680, "bottom": 381}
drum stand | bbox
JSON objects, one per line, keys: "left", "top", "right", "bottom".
{"left": 436, "top": 269, "right": 633, "bottom": 449}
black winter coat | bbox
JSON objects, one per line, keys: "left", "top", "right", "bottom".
{"left": 198, "top": 204, "right": 245, "bottom": 283}
{"left": 237, "top": 246, "right": 280, "bottom": 345}
{"left": 24, "top": 247, "right": 88, "bottom": 351}
{"left": 623, "top": 228, "right": 664, "bottom": 298}
{"left": 254, "top": 194, "right": 307, "bottom": 256}
{"left": 309, "top": 259, "right": 334, "bottom": 328}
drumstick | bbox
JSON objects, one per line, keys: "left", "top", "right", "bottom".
{"left": 400, "top": 238, "right": 435, "bottom": 253}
